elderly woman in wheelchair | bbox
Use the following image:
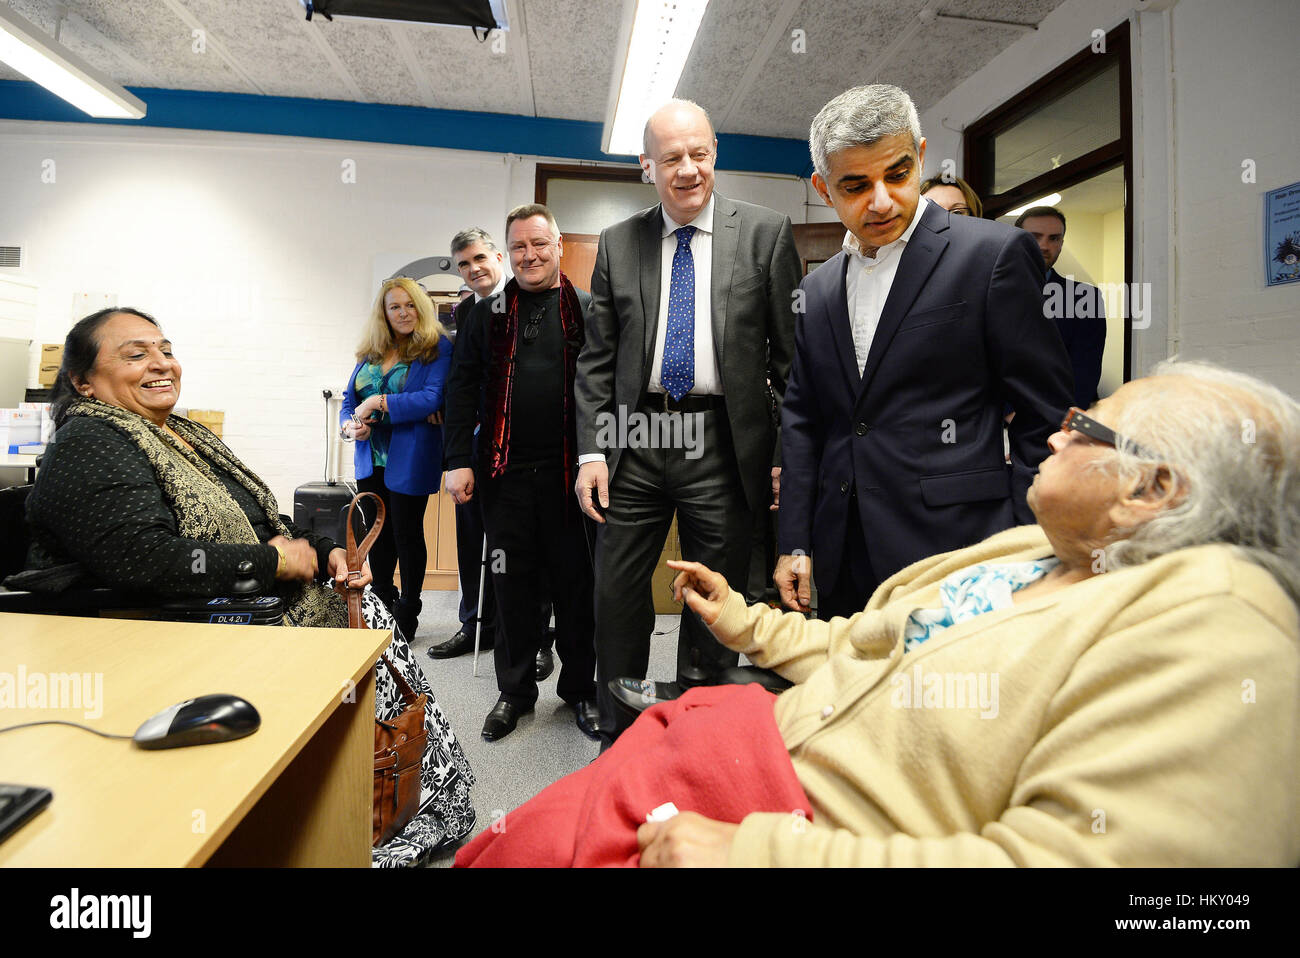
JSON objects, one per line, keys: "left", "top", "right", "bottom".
{"left": 7, "top": 307, "right": 475, "bottom": 865}
{"left": 456, "top": 360, "right": 1300, "bottom": 868}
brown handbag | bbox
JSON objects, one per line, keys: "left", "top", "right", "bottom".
{"left": 333, "top": 492, "right": 428, "bottom": 847}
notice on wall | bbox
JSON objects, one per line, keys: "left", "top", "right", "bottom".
{"left": 1264, "top": 181, "right": 1300, "bottom": 287}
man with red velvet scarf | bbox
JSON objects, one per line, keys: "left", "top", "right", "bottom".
{"left": 444, "top": 204, "right": 600, "bottom": 742}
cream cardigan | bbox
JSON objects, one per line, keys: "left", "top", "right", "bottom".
{"left": 713, "top": 526, "right": 1299, "bottom": 866}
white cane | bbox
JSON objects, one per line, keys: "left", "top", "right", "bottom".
{"left": 472, "top": 534, "right": 488, "bottom": 677}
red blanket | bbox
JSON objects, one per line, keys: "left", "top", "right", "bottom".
{"left": 455, "top": 683, "right": 812, "bottom": 867}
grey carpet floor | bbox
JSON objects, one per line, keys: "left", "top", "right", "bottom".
{"left": 411, "top": 589, "right": 683, "bottom": 867}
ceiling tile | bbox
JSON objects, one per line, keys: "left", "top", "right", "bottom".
{"left": 407, "top": 18, "right": 533, "bottom": 115}
{"left": 888, "top": 17, "right": 1034, "bottom": 116}
{"left": 726, "top": 0, "right": 929, "bottom": 140}
{"left": 9, "top": 0, "right": 258, "bottom": 94}
{"left": 525, "top": 0, "right": 623, "bottom": 121}
{"left": 937, "top": 0, "right": 1067, "bottom": 24}
{"left": 313, "top": 19, "right": 426, "bottom": 106}
{"left": 182, "top": 0, "right": 357, "bottom": 99}
{"left": 675, "top": 0, "right": 790, "bottom": 128}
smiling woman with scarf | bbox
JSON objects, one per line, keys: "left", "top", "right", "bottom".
{"left": 16, "top": 306, "right": 475, "bottom": 866}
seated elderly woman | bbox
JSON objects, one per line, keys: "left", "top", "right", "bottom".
{"left": 15, "top": 307, "right": 475, "bottom": 866}
{"left": 458, "top": 360, "right": 1299, "bottom": 867}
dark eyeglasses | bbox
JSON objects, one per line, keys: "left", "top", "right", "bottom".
{"left": 1061, "top": 406, "right": 1154, "bottom": 459}
{"left": 522, "top": 304, "right": 545, "bottom": 343}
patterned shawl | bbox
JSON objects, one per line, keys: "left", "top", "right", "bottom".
{"left": 64, "top": 398, "right": 346, "bottom": 628}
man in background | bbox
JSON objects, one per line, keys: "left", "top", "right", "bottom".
{"left": 444, "top": 206, "right": 599, "bottom": 742}
{"left": 428, "top": 228, "right": 508, "bottom": 661}
{"left": 1016, "top": 205, "right": 1107, "bottom": 408}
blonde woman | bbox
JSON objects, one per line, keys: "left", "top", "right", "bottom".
{"left": 342, "top": 277, "right": 452, "bottom": 641}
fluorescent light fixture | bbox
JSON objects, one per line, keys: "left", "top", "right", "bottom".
{"left": 1005, "top": 193, "right": 1063, "bottom": 218}
{"left": 0, "top": 4, "right": 145, "bottom": 119}
{"left": 602, "top": 0, "right": 711, "bottom": 156}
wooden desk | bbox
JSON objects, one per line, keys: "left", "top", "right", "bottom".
{"left": 0, "top": 453, "right": 38, "bottom": 483}
{"left": 0, "top": 613, "right": 389, "bottom": 867}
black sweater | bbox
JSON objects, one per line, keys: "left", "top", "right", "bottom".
{"left": 24, "top": 416, "right": 335, "bottom": 598}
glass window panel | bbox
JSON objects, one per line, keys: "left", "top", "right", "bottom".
{"left": 991, "top": 63, "right": 1120, "bottom": 195}
{"left": 545, "top": 177, "right": 658, "bottom": 235}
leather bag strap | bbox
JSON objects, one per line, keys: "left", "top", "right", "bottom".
{"left": 335, "top": 491, "right": 385, "bottom": 629}
{"left": 379, "top": 652, "right": 420, "bottom": 708}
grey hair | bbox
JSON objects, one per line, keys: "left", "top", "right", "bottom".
{"left": 809, "top": 84, "right": 922, "bottom": 180}
{"left": 450, "top": 227, "right": 499, "bottom": 256}
{"left": 642, "top": 98, "right": 715, "bottom": 156}
{"left": 1099, "top": 359, "right": 1300, "bottom": 604}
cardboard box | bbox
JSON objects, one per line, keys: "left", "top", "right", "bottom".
{"left": 0, "top": 408, "right": 41, "bottom": 452}
{"left": 187, "top": 409, "right": 224, "bottom": 438}
{"left": 38, "top": 363, "right": 60, "bottom": 386}
{"left": 651, "top": 516, "right": 683, "bottom": 614}
{"left": 41, "top": 343, "right": 64, "bottom": 358}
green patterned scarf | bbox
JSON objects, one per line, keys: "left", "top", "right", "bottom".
{"left": 64, "top": 398, "right": 346, "bottom": 628}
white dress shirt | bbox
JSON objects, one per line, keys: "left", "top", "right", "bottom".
{"left": 843, "top": 195, "right": 929, "bottom": 376}
{"left": 648, "top": 195, "right": 722, "bottom": 396}
{"left": 578, "top": 198, "right": 724, "bottom": 467}
{"left": 474, "top": 274, "right": 508, "bottom": 302}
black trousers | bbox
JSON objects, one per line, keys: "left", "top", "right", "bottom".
{"left": 815, "top": 495, "right": 879, "bottom": 620}
{"left": 479, "top": 465, "right": 596, "bottom": 709}
{"left": 593, "top": 404, "right": 751, "bottom": 745}
{"left": 356, "top": 468, "right": 429, "bottom": 608}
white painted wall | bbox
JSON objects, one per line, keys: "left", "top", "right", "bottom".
{"left": 1164, "top": 0, "right": 1300, "bottom": 392}
{"left": 918, "top": 0, "right": 1300, "bottom": 398}
{"left": 0, "top": 120, "right": 826, "bottom": 509}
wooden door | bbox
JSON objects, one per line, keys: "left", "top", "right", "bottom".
{"left": 792, "top": 222, "right": 845, "bottom": 275}
{"left": 560, "top": 233, "right": 599, "bottom": 291}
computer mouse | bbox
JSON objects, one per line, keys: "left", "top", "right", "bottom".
{"left": 132, "top": 694, "right": 261, "bottom": 750}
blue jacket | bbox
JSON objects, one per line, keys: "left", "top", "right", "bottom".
{"left": 341, "top": 335, "right": 453, "bottom": 496}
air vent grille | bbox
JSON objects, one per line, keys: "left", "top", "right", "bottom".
{"left": 0, "top": 246, "right": 21, "bottom": 268}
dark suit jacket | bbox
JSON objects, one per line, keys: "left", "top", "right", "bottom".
{"left": 443, "top": 278, "right": 593, "bottom": 473}
{"left": 779, "top": 202, "right": 1074, "bottom": 590}
{"left": 1045, "top": 268, "right": 1106, "bottom": 408}
{"left": 574, "top": 193, "right": 801, "bottom": 513}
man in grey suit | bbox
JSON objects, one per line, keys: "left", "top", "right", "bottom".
{"left": 574, "top": 99, "right": 801, "bottom": 746}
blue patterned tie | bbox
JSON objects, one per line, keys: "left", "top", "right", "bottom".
{"left": 661, "top": 225, "right": 697, "bottom": 401}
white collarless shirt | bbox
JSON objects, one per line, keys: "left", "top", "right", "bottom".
{"left": 648, "top": 195, "right": 722, "bottom": 396}
{"left": 843, "top": 195, "right": 929, "bottom": 376}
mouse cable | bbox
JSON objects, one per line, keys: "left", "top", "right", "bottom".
{"left": 0, "top": 721, "right": 132, "bottom": 740}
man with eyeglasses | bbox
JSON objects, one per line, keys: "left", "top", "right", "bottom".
{"left": 443, "top": 204, "right": 600, "bottom": 742}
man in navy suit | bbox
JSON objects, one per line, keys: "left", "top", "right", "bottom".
{"left": 776, "top": 84, "right": 1074, "bottom": 618}
{"left": 1015, "top": 205, "right": 1107, "bottom": 408}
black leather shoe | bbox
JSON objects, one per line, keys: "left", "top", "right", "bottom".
{"left": 607, "top": 677, "right": 685, "bottom": 715}
{"left": 481, "top": 699, "right": 533, "bottom": 741}
{"left": 535, "top": 646, "right": 555, "bottom": 681}
{"left": 427, "top": 628, "right": 477, "bottom": 659}
{"left": 572, "top": 699, "right": 601, "bottom": 740}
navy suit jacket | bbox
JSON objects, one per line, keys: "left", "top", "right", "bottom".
{"left": 1045, "top": 268, "right": 1107, "bottom": 409}
{"left": 778, "top": 203, "right": 1073, "bottom": 590}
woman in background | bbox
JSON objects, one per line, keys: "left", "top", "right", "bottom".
{"left": 342, "top": 277, "right": 452, "bottom": 642}
{"left": 919, "top": 175, "right": 984, "bottom": 218}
